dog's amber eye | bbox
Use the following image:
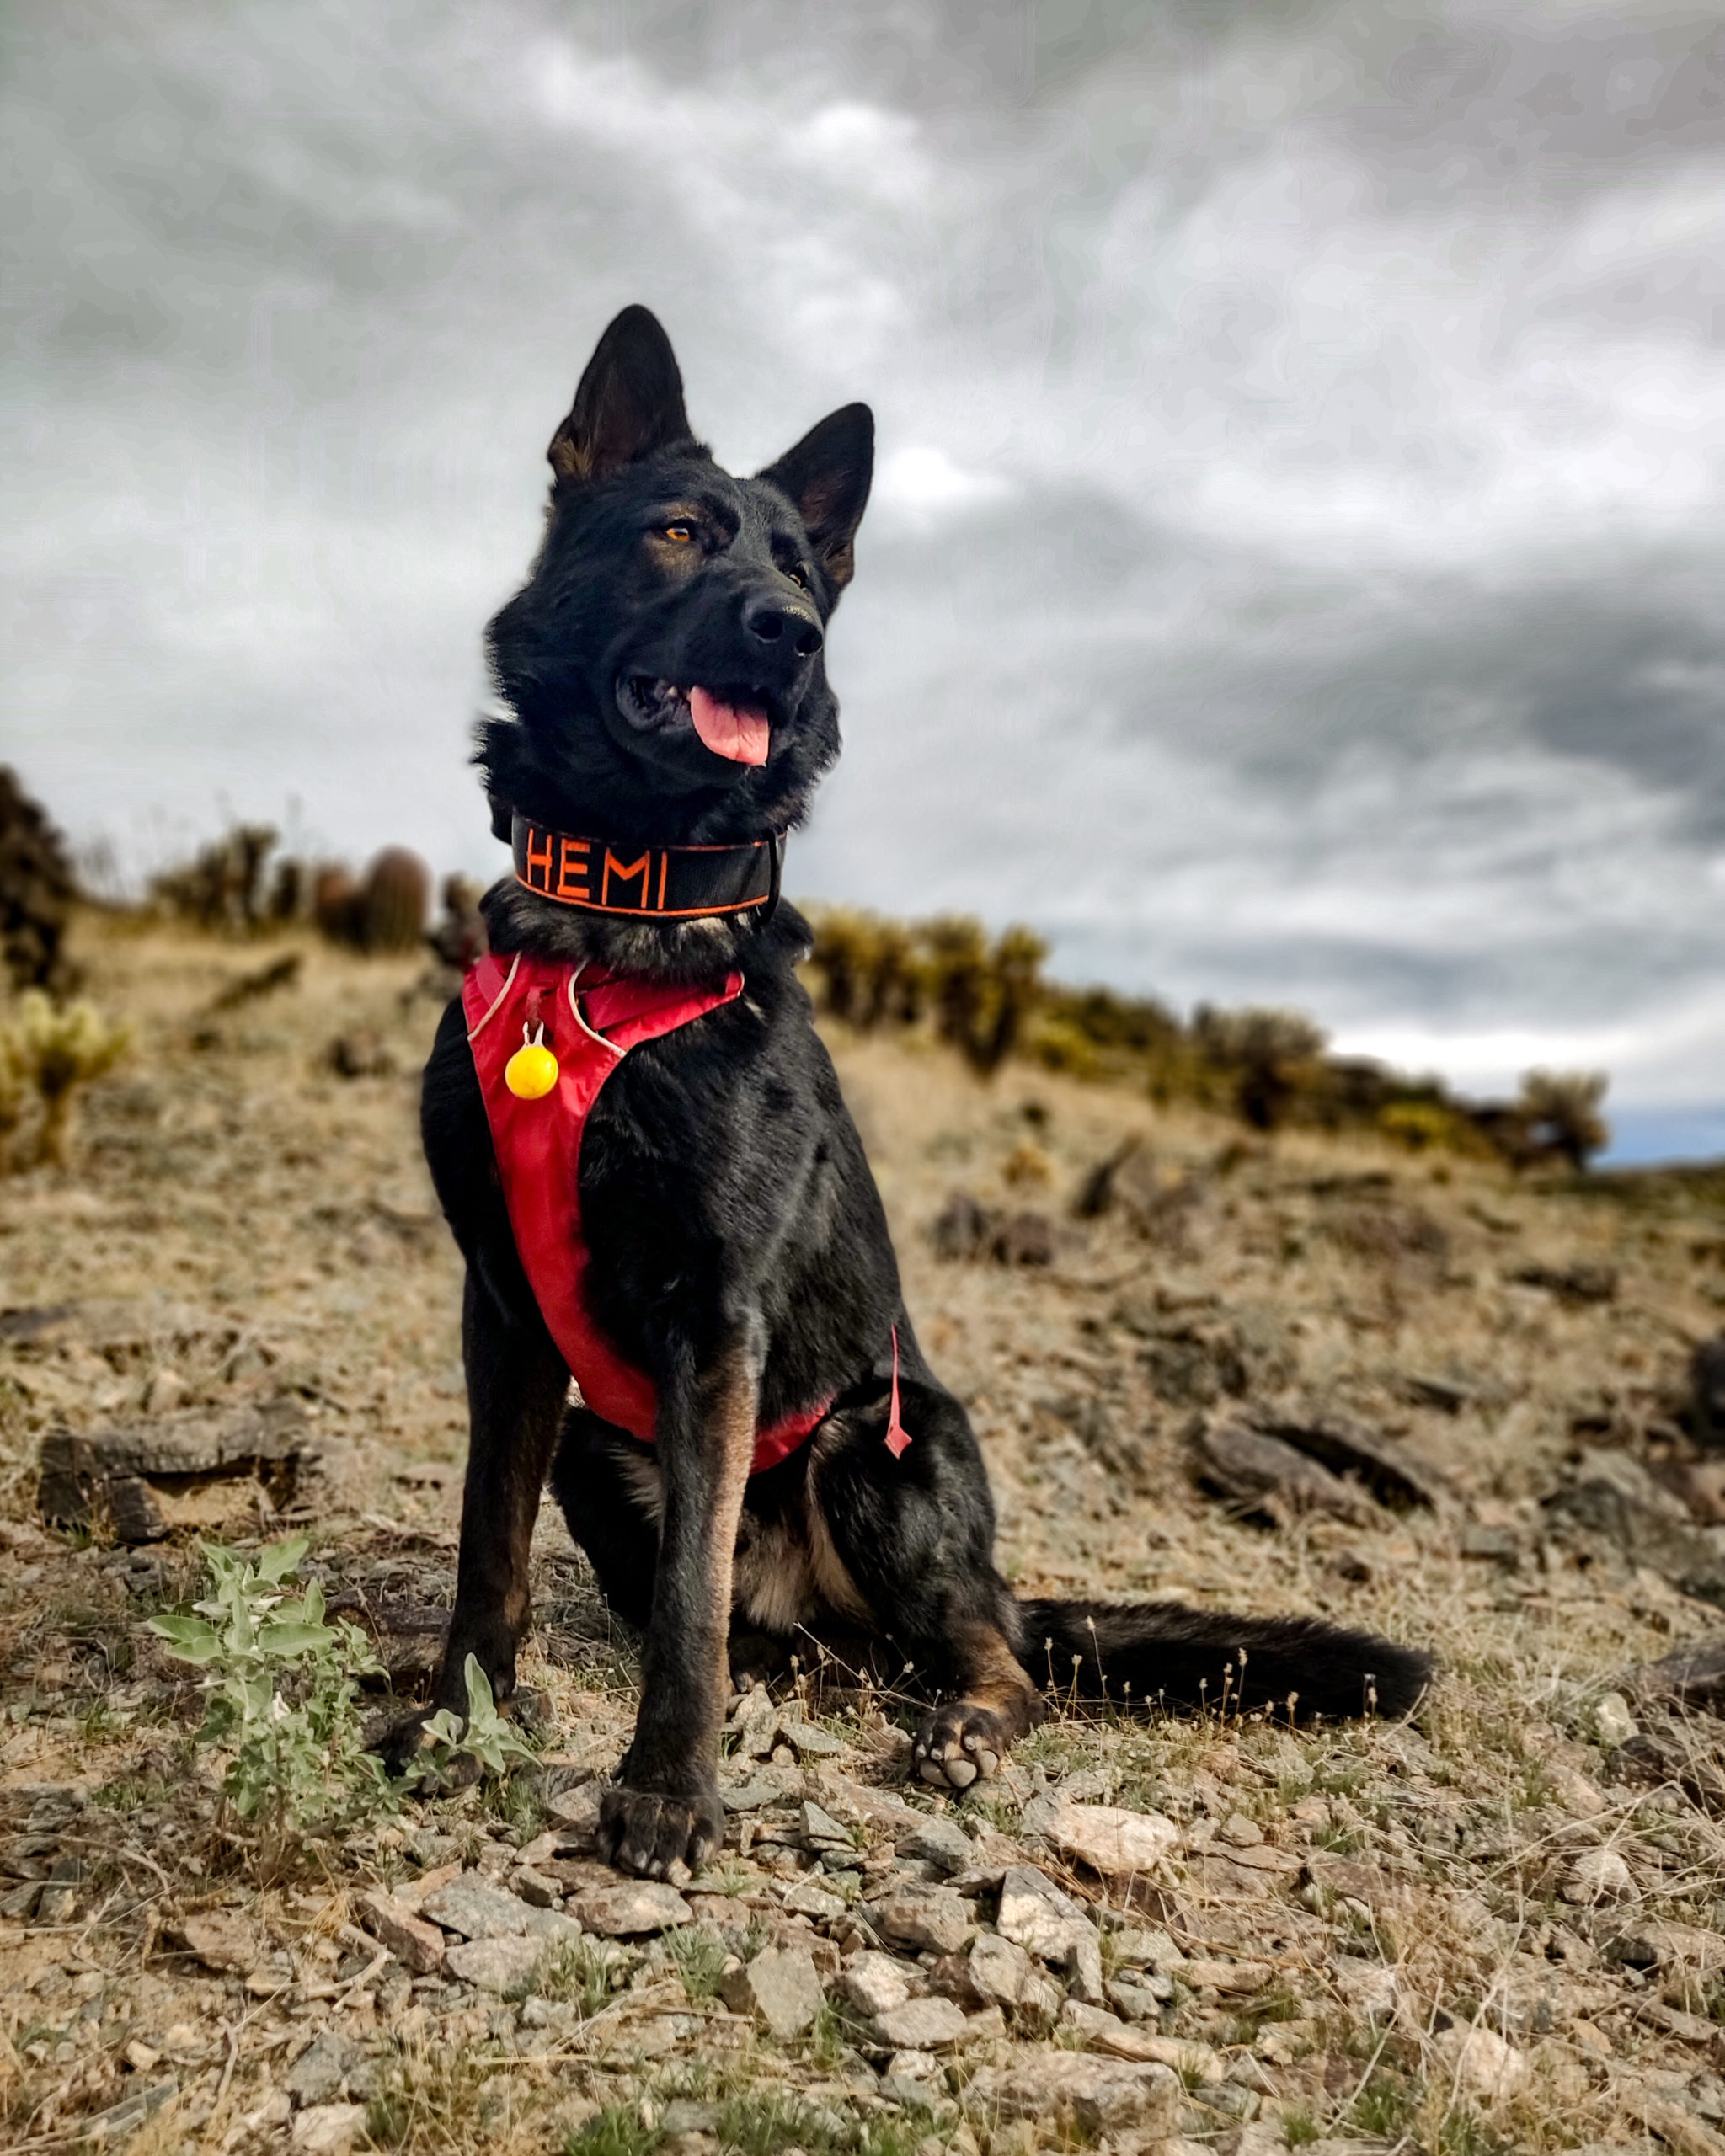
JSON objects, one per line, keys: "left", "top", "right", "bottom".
{"left": 665, "top": 524, "right": 693, "bottom": 542}
{"left": 785, "top": 565, "right": 806, "bottom": 588}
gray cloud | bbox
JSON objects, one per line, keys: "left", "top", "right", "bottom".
{"left": 4, "top": 0, "right": 1724, "bottom": 1139}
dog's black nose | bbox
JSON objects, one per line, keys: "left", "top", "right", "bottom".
{"left": 743, "top": 596, "right": 823, "bottom": 659}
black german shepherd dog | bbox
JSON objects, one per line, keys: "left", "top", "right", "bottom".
{"left": 411, "top": 307, "right": 1431, "bottom": 1879}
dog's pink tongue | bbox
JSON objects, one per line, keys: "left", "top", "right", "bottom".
{"left": 689, "top": 686, "right": 769, "bottom": 766}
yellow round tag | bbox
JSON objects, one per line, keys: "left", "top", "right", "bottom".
{"left": 505, "top": 1042, "right": 559, "bottom": 1099}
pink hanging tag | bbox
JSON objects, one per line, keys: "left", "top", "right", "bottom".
{"left": 884, "top": 1325, "right": 911, "bottom": 1459}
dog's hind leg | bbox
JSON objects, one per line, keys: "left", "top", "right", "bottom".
{"left": 549, "top": 1407, "right": 661, "bottom": 1630}
{"left": 813, "top": 1359, "right": 1043, "bottom": 1790}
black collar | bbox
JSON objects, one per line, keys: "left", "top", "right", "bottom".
{"left": 511, "top": 813, "right": 783, "bottom": 921}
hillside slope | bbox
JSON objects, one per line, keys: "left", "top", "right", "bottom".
{"left": 3, "top": 915, "right": 1725, "bottom": 2155}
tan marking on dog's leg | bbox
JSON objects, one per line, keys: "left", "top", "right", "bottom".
{"left": 691, "top": 1342, "right": 759, "bottom": 1724}
{"left": 803, "top": 1455, "right": 873, "bottom": 1625}
{"left": 604, "top": 1340, "right": 762, "bottom": 1878}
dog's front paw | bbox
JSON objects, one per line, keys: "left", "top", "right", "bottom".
{"left": 912, "top": 1699, "right": 1013, "bottom": 1790}
{"left": 599, "top": 1785, "right": 724, "bottom": 1878}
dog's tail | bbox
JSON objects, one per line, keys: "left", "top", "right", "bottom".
{"left": 1016, "top": 1597, "right": 1432, "bottom": 1722}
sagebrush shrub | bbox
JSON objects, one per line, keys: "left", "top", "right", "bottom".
{"left": 149, "top": 1536, "right": 396, "bottom": 1856}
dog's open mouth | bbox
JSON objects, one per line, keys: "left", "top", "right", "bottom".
{"left": 617, "top": 677, "right": 771, "bottom": 767}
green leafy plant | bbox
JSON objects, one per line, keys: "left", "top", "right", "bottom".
{"left": 147, "top": 1535, "right": 395, "bottom": 1860}
{"left": 419, "top": 1652, "right": 539, "bottom": 1780}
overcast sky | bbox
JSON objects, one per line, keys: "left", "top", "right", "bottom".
{"left": 6, "top": 0, "right": 1724, "bottom": 1154}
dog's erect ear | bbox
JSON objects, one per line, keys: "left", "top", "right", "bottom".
{"left": 758, "top": 403, "right": 874, "bottom": 592}
{"left": 547, "top": 306, "right": 692, "bottom": 488}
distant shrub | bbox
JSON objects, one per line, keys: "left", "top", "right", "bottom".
{"left": 808, "top": 902, "right": 1611, "bottom": 1169}
{"left": 1191, "top": 1005, "right": 1329, "bottom": 1132}
{"left": 862, "top": 917, "right": 921, "bottom": 1027}
{"left": 150, "top": 825, "right": 433, "bottom": 959}
{"left": 360, "top": 847, "right": 432, "bottom": 953}
{"left": 0, "top": 767, "right": 78, "bottom": 994}
{"left": 1378, "top": 1099, "right": 1497, "bottom": 1159}
{"left": 311, "top": 850, "right": 434, "bottom": 954}
{"left": 266, "top": 856, "right": 309, "bottom": 924}
{"left": 1056, "top": 984, "right": 1183, "bottom": 1054}
{"left": 1193, "top": 1004, "right": 1327, "bottom": 1068}
{"left": 924, "top": 914, "right": 990, "bottom": 1064}
{"left": 808, "top": 908, "right": 1046, "bottom": 1076}
{"left": 151, "top": 823, "right": 279, "bottom": 934}
{"left": 1518, "top": 1068, "right": 1610, "bottom": 1170}
{"left": 312, "top": 864, "right": 364, "bottom": 942}
{"left": 1025, "top": 1013, "right": 1108, "bottom": 1081}
{"left": 809, "top": 908, "right": 878, "bottom": 1025}
{"left": 986, "top": 924, "right": 1048, "bottom": 1072}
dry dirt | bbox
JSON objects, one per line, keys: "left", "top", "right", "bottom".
{"left": 6, "top": 912, "right": 1725, "bottom": 2156}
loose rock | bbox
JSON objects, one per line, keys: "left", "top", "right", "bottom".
{"left": 286, "top": 2034, "right": 360, "bottom": 2110}
{"left": 422, "top": 1875, "right": 536, "bottom": 1941}
{"left": 512, "top": 1866, "right": 561, "bottom": 1908}
{"left": 870, "top": 1881, "right": 975, "bottom": 1956}
{"left": 995, "top": 1865, "right": 1097, "bottom": 1964}
{"left": 177, "top": 1912, "right": 264, "bottom": 1977}
{"left": 1108, "top": 1973, "right": 1172, "bottom": 2017}
{"left": 1433, "top": 2021, "right": 1528, "bottom": 2102}
{"left": 1306, "top": 1852, "right": 1387, "bottom": 1905}
{"left": 730, "top": 1687, "right": 781, "bottom": 1758}
{"left": 1182, "top": 1958, "right": 1274, "bottom": 1993}
{"left": 1332, "top": 1954, "right": 1398, "bottom": 2022}
{"left": 895, "top": 1815, "right": 975, "bottom": 1876}
{"left": 355, "top": 1889, "right": 446, "bottom": 1975}
{"left": 781, "top": 1874, "right": 848, "bottom": 1922}
{"left": 1594, "top": 1692, "right": 1638, "bottom": 1748}
{"left": 968, "top": 1932, "right": 1036, "bottom": 2010}
{"left": 1040, "top": 1800, "right": 1180, "bottom": 1878}
{"left": 718, "top": 1945, "right": 823, "bottom": 2038}
{"left": 780, "top": 1718, "right": 845, "bottom": 1759}
{"left": 1562, "top": 1848, "right": 1637, "bottom": 1905}
{"left": 841, "top": 1951, "right": 913, "bottom": 2017}
{"left": 446, "top": 1935, "right": 547, "bottom": 1994}
{"left": 967, "top": 2050, "right": 1179, "bottom": 2137}
{"left": 291, "top": 2104, "right": 369, "bottom": 2154}
{"left": 873, "top": 1995, "right": 969, "bottom": 2052}
{"left": 544, "top": 1784, "right": 603, "bottom": 1845}
{"left": 566, "top": 1880, "right": 692, "bottom": 1935}
{"left": 1192, "top": 1418, "right": 1380, "bottom": 1527}
{"left": 798, "top": 1800, "right": 853, "bottom": 1848}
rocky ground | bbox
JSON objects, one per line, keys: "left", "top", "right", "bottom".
{"left": 6, "top": 913, "right": 1725, "bottom": 2156}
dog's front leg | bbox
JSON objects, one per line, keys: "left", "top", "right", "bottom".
{"left": 601, "top": 1324, "right": 762, "bottom": 1878}
{"left": 379, "top": 1267, "right": 567, "bottom": 1774}
{"left": 440, "top": 1267, "right": 569, "bottom": 1709}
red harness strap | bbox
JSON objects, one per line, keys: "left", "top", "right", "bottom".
{"left": 463, "top": 952, "right": 836, "bottom": 1475}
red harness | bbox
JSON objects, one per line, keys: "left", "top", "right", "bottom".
{"left": 463, "top": 951, "right": 847, "bottom": 1475}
